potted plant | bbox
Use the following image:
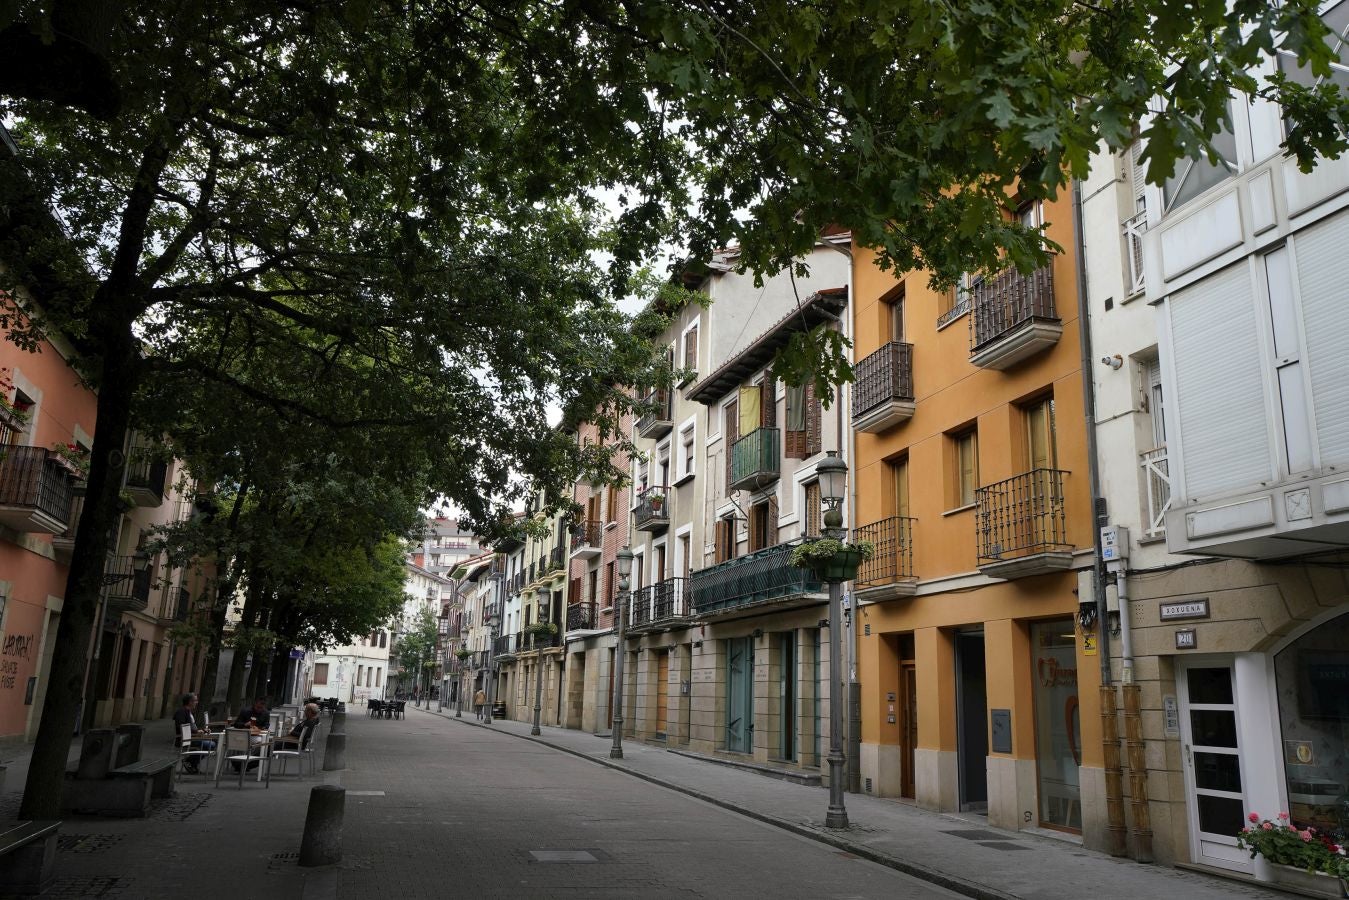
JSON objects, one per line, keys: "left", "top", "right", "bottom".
{"left": 789, "top": 538, "right": 876, "bottom": 583}
{"left": 525, "top": 621, "right": 558, "bottom": 639}
{"left": 647, "top": 491, "right": 666, "bottom": 512}
{"left": 1237, "top": 812, "right": 1348, "bottom": 897}
{"left": 0, "top": 370, "right": 28, "bottom": 433}
{"left": 455, "top": 648, "right": 471, "bottom": 661}
{"left": 50, "top": 442, "right": 91, "bottom": 479}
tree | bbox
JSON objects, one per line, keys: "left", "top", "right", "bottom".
{"left": 3, "top": 0, "right": 1348, "bottom": 820}
{"left": 391, "top": 606, "right": 440, "bottom": 700}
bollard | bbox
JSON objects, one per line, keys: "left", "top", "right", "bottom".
{"left": 330, "top": 709, "right": 346, "bottom": 733}
{"left": 322, "top": 732, "right": 346, "bottom": 771}
{"left": 299, "top": 785, "right": 345, "bottom": 867}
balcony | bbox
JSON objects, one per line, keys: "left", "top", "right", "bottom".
{"left": 975, "top": 468, "right": 1073, "bottom": 579}
{"left": 566, "top": 601, "right": 598, "bottom": 631}
{"left": 627, "top": 577, "right": 688, "bottom": 633}
{"left": 854, "top": 516, "right": 917, "bottom": 600}
{"left": 729, "top": 427, "right": 780, "bottom": 493}
{"left": 493, "top": 633, "right": 518, "bottom": 658}
{"left": 0, "top": 446, "right": 75, "bottom": 534}
{"left": 633, "top": 485, "right": 670, "bottom": 533}
{"left": 1140, "top": 446, "right": 1171, "bottom": 540}
{"left": 166, "top": 586, "right": 191, "bottom": 622}
{"left": 636, "top": 388, "right": 673, "bottom": 439}
{"left": 968, "top": 264, "right": 1061, "bottom": 370}
{"left": 852, "top": 342, "right": 915, "bottom": 433}
{"left": 569, "top": 519, "right": 603, "bottom": 559}
{"left": 123, "top": 446, "right": 167, "bottom": 507}
{"left": 102, "top": 555, "right": 153, "bottom": 613}
{"left": 548, "top": 545, "right": 565, "bottom": 572}
{"left": 689, "top": 540, "right": 824, "bottom": 619}
{"left": 52, "top": 494, "right": 84, "bottom": 563}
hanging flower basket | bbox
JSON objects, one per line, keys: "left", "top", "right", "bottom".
{"left": 0, "top": 402, "right": 27, "bottom": 433}
{"left": 525, "top": 621, "right": 558, "bottom": 640}
{"left": 455, "top": 649, "right": 471, "bottom": 661}
{"left": 50, "top": 442, "right": 90, "bottom": 478}
{"left": 788, "top": 539, "right": 875, "bottom": 583}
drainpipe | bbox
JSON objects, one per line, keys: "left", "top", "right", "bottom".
{"left": 840, "top": 247, "right": 862, "bottom": 794}
{"left": 1072, "top": 176, "right": 1128, "bottom": 858}
{"left": 1114, "top": 566, "right": 1153, "bottom": 861}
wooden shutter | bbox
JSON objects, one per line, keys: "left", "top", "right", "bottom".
{"left": 805, "top": 383, "right": 822, "bottom": 456}
{"left": 569, "top": 577, "right": 581, "bottom": 606}
{"left": 724, "top": 399, "right": 738, "bottom": 496}
{"left": 684, "top": 325, "right": 698, "bottom": 371}
{"left": 766, "top": 494, "right": 779, "bottom": 547}
{"left": 785, "top": 383, "right": 807, "bottom": 459}
{"left": 804, "top": 482, "right": 821, "bottom": 536}
{"left": 761, "top": 376, "right": 776, "bottom": 427}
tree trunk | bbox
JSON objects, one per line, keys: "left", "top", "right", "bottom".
{"left": 224, "top": 572, "right": 263, "bottom": 714}
{"left": 20, "top": 337, "right": 137, "bottom": 819}
{"left": 198, "top": 480, "right": 250, "bottom": 716}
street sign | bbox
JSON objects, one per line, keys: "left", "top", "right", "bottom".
{"left": 289, "top": 649, "right": 304, "bottom": 659}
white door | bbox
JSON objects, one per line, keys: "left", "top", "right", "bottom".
{"left": 1177, "top": 661, "right": 1254, "bottom": 873}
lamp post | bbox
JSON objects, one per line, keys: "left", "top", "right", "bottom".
{"left": 531, "top": 587, "right": 551, "bottom": 735}
{"left": 816, "top": 450, "right": 851, "bottom": 830}
{"left": 485, "top": 607, "right": 500, "bottom": 725}
{"left": 609, "top": 547, "right": 633, "bottom": 759}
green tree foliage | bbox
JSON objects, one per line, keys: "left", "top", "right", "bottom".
{"left": 391, "top": 605, "right": 441, "bottom": 695}
{"left": 3, "top": 0, "right": 1348, "bottom": 820}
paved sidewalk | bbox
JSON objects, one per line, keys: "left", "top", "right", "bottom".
{"left": 411, "top": 704, "right": 1281, "bottom": 900}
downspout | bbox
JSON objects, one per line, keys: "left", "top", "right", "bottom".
{"left": 839, "top": 242, "right": 861, "bottom": 794}
{"left": 1115, "top": 568, "right": 1153, "bottom": 861}
{"left": 1072, "top": 176, "right": 1128, "bottom": 858}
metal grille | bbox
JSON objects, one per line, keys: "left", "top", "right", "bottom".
{"left": 124, "top": 444, "right": 167, "bottom": 502}
{"left": 975, "top": 468, "right": 1070, "bottom": 563}
{"left": 729, "top": 427, "right": 780, "bottom": 491}
{"left": 566, "top": 601, "right": 596, "bottom": 630}
{"left": 569, "top": 519, "right": 602, "bottom": 551}
{"left": 632, "top": 484, "right": 670, "bottom": 530}
{"left": 1123, "top": 212, "right": 1147, "bottom": 295}
{"left": 636, "top": 387, "right": 672, "bottom": 437}
{"left": 969, "top": 264, "right": 1057, "bottom": 353}
{"left": 937, "top": 293, "right": 970, "bottom": 329}
{"left": 1140, "top": 446, "right": 1171, "bottom": 538}
{"left": 627, "top": 577, "right": 687, "bottom": 631}
{"left": 689, "top": 540, "right": 822, "bottom": 616}
{"left": 0, "top": 445, "right": 74, "bottom": 525}
{"left": 102, "top": 556, "right": 153, "bottom": 611}
{"left": 852, "top": 342, "right": 914, "bottom": 419}
{"left": 855, "top": 516, "right": 916, "bottom": 587}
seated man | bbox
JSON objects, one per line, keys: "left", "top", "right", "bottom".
{"left": 172, "top": 692, "right": 216, "bottom": 774}
{"left": 233, "top": 697, "right": 271, "bottom": 731}
{"left": 272, "top": 703, "right": 321, "bottom": 751}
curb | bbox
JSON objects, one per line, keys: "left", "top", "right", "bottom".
{"left": 411, "top": 706, "right": 1017, "bottom": 900}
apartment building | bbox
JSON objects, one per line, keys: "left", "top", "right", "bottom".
{"left": 496, "top": 502, "right": 567, "bottom": 725}
{"left": 850, "top": 196, "right": 1105, "bottom": 839}
{"left": 1071, "top": 14, "right": 1349, "bottom": 883}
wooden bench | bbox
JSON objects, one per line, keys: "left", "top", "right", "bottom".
{"left": 0, "top": 820, "right": 61, "bottom": 895}
{"left": 109, "top": 757, "right": 177, "bottom": 800}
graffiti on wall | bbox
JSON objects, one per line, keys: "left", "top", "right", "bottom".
{"left": 0, "top": 632, "right": 34, "bottom": 690}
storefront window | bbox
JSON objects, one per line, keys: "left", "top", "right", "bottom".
{"left": 1274, "top": 611, "right": 1349, "bottom": 845}
{"left": 1031, "top": 619, "right": 1082, "bottom": 831}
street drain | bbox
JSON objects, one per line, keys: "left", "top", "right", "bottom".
{"left": 267, "top": 851, "right": 301, "bottom": 874}
{"left": 57, "top": 833, "right": 124, "bottom": 853}
{"left": 34, "top": 876, "right": 126, "bottom": 897}
{"left": 979, "top": 841, "right": 1029, "bottom": 852}
{"left": 528, "top": 850, "right": 603, "bottom": 863}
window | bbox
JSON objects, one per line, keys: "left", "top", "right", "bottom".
{"left": 679, "top": 533, "right": 691, "bottom": 576}
{"left": 357, "top": 665, "right": 365, "bottom": 687}
{"left": 952, "top": 429, "right": 979, "bottom": 508}
{"left": 605, "top": 484, "right": 619, "bottom": 524}
{"left": 804, "top": 481, "right": 822, "bottom": 537}
{"left": 588, "top": 569, "right": 598, "bottom": 604}
{"left": 785, "top": 383, "right": 822, "bottom": 459}
{"left": 1024, "top": 396, "right": 1057, "bottom": 471}
{"left": 379, "top": 631, "right": 387, "bottom": 648}
{"left": 678, "top": 422, "right": 696, "bottom": 480}
{"left": 940, "top": 276, "right": 975, "bottom": 328}
{"left": 715, "top": 516, "right": 737, "bottom": 563}
{"left": 1162, "top": 109, "right": 1238, "bottom": 213}
{"left": 657, "top": 441, "right": 671, "bottom": 487}
{"left": 314, "top": 663, "right": 329, "bottom": 684}
{"left": 890, "top": 454, "right": 910, "bottom": 518}
{"left": 1277, "top": 3, "right": 1349, "bottom": 121}
{"left": 375, "top": 668, "right": 382, "bottom": 687}
{"left": 683, "top": 322, "right": 699, "bottom": 374}
{"left": 605, "top": 561, "right": 615, "bottom": 605}
{"left": 748, "top": 499, "right": 776, "bottom": 552}
{"left": 1016, "top": 200, "right": 1043, "bottom": 230}
{"left": 887, "top": 284, "right": 905, "bottom": 343}
{"left": 724, "top": 399, "right": 739, "bottom": 497}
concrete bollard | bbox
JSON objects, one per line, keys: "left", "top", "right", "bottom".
{"left": 299, "top": 785, "right": 345, "bottom": 867}
{"left": 322, "top": 732, "right": 346, "bottom": 771}
{"left": 330, "top": 709, "right": 346, "bottom": 732}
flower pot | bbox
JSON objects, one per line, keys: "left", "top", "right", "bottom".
{"left": 811, "top": 548, "right": 865, "bottom": 583}
{"left": 0, "top": 405, "right": 24, "bottom": 432}
{"left": 1266, "top": 863, "right": 1345, "bottom": 898}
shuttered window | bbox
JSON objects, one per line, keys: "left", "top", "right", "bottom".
{"left": 684, "top": 325, "right": 698, "bottom": 371}
{"left": 786, "top": 383, "right": 821, "bottom": 458}
{"left": 804, "top": 482, "right": 822, "bottom": 536}
{"left": 724, "top": 399, "right": 738, "bottom": 496}
{"left": 1294, "top": 212, "right": 1349, "bottom": 467}
{"left": 805, "top": 384, "right": 822, "bottom": 456}
{"left": 954, "top": 430, "right": 978, "bottom": 508}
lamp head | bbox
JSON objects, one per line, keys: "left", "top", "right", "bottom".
{"left": 537, "top": 586, "right": 551, "bottom": 618}
{"left": 616, "top": 546, "right": 634, "bottom": 579}
{"left": 817, "top": 450, "right": 848, "bottom": 507}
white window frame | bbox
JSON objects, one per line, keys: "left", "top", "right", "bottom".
{"left": 674, "top": 416, "right": 697, "bottom": 484}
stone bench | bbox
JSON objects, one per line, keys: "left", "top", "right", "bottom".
{"left": 0, "top": 820, "right": 61, "bottom": 895}
{"left": 62, "top": 756, "right": 176, "bottom": 817}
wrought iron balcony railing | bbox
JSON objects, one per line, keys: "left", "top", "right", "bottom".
{"left": 855, "top": 516, "right": 917, "bottom": 588}
{"left": 689, "top": 540, "right": 822, "bottom": 617}
{"left": 969, "top": 264, "right": 1057, "bottom": 355}
{"left": 52, "top": 493, "right": 84, "bottom": 561}
{"left": 729, "top": 427, "right": 780, "bottom": 492}
{"left": 567, "top": 601, "right": 598, "bottom": 631}
{"left": 852, "top": 342, "right": 914, "bottom": 427}
{"left": 171, "top": 585, "right": 191, "bottom": 621}
{"left": 1140, "top": 446, "right": 1171, "bottom": 539}
{"left": 570, "top": 519, "right": 603, "bottom": 556}
{"left": 633, "top": 484, "right": 670, "bottom": 532}
{"left": 975, "top": 468, "right": 1070, "bottom": 565}
{"left": 0, "top": 446, "right": 74, "bottom": 534}
{"left": 123, "top": 446, "right": 168, "bottom": 507}
{"left": 629, "top": 577, "right": 688, "bottom": 631}
{"left": 102, "top": 555, "right": 153, "bottom": 612}
{"left": 636, "top": 388, "right": 673, "bottom": 439}
{"left": 549, "top": 545, "right": 565, "bottom": 571}
{"left": 492, "top": 633, "right": 518, "bottom": 657}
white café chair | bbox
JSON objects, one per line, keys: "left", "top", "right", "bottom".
{"left": 270, "top": 719, "right": 318, "bottom": 778}
{"left": 177, "top": 724, "right": 215, "bottom": 777}
{"left": 214, "top": 727, "right": 271, "bottom": 789}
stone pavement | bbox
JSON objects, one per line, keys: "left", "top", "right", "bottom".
{"left": 411, "top": 702, "right": 1286, "bottom": 900}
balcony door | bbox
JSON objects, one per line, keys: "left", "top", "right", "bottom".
{"left": 891, "top": 455, "right": 910, "bottom": 518}
{"left": 726, "top": 636, "right": 754, "bottom": 753}
{"left": 887, "top": 287, "right": 905, "bottom": 343}
{"left": 1023, "top": 397, "right": 1059, "bottom": 549}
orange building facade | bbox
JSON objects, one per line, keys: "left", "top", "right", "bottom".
{"left": 850, "top": 197, "right": 1108, "bottom": 843}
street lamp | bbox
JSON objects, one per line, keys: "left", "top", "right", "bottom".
{"left": 485, "top": 606, "right": 501, "bottom": 725}
{"left": 816, "top": 450, "right": 850, "bottom": 830}
{"left": 531, "top": 587, "right": 551, "bottom": 735}
{"left": 610, "top": 546, "right": 633, "bottom": 759}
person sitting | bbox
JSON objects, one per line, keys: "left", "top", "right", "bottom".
{"left": 272, "top": 703, "right": 321, "bottom": 751}
{"left": 172, "top": 692, "right": 215, "bottom": 774}
{"left": 233, "top": 697, "right": 271, "bottom": 731}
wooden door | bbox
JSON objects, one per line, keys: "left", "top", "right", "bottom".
{"left": 900, "top": 663, "right": 917, "bottom": 799}
{"left": 656, "top": 651, "right": 670, "bottom": 737}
